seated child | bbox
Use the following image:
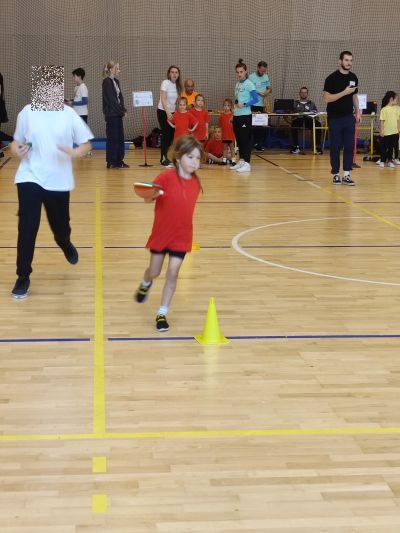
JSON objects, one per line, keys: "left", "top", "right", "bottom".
{"left": 204, "top": 126, "right": 225, "bottom": 164}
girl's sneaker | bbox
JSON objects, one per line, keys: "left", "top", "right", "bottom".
{"left": 378, "top": 162, "right": 385, "bottom": 168}
{"left": 230, "top": 159, "right": 244, "bottom": 170}
{"left": 387, "top": 161, "right": 396, "bottom": 168}
{"left": 156, "top": 314, "right": 169, "bottom": 332}
{"left": 393, "top": 159, "right": 400, "bottom": 165}
{"left": 135, "top": 281, "right": 152, "bottom": 303}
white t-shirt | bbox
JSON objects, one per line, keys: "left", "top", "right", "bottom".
{"left": 13, "top": 104, "right": 94, "bottom": 191}
{"left": 73, "top": 82, "right": 88, "bottom": 116}
{"left": 157, "top": 79, "right": 178, "bottom": 113}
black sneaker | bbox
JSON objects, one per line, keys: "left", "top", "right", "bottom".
{"left": 156, "top": 314, "right": 169, "bottom": 332}
{"left": 62, "top": 243, "right": 79, "bottom": 264}
{"left": 316, "top": 147, "right": 323, "bottom": 155}
{"left": 342, "top": 175, "right": 355, "bottom": 186}
{"left": 135, "top": 281, "right": 152, "bottom": 303}
{"left": 12, "top": 277, "right": 30, "bottom": 299}
{"left": 290, "top": 146, "right": 301, "bottom": 154}
{"left": 160, "top": 159, "right": 171, "bottom": 167}
{"left": 332, "top": 174, "right": 341, "bottom": 185}
{"left": 119, "top": 162, "right": 130, "bottom": 168}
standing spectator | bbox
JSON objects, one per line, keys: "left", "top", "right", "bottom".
{"left": 323, "top": 51, "right": 359, "bottom": 185}
{"left": 230, "top": 59, "right": 258, "bottom": 173}
{"left": 378, "top": 91, "right": 400, "bottom": 168}
{"left": 249, "top": 61, "right": 271, "bottom": 150}
{"left": 157, "top": 65, "right": 183, "bottom": 166}
{"left": 0, "top": 71, "right": 13, "bottom": 157}
{"left": 181, "top": 79, "right": 198, "bottom": 109}
{"left": 70, "top": 68, "right": 89, "bottom": 123}
{"left": 218, "top": 98, "right": 235, "bottom": 164}
{"left": 190, "top": 94, "right": 210, "bottom": 143}
{"left": 102, "top": 60, "right": 129, "bottom": 169}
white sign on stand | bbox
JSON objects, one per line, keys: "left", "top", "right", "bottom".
{"left": 252, "top": 113, "right": 268, "bottom": 126}
{"left": 358, "top": 94, "right": 367, "bottom": 110}
{"left": 132, "top": 91, "right": 153, "bottom": 107}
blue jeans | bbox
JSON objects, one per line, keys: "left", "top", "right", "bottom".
{"left": 105, "top": 115, "right": 125, "bottom": 165}
{"left": 328, "top": 115, "right": 355, "bottom": 174}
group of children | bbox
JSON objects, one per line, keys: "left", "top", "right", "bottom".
{"left": 168, "top": 94, "right": 236, "bottom": 165}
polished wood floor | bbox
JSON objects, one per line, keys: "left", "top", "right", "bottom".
{"left": 1, "top": 147, "right": 400, "bottom": 531}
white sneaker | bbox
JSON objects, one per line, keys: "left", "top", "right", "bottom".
{"left": 235, "top": 162, "right": 251, "bottom": 173}
{"left": 230, "top": 159, "right": 244, "bottom": 170}
{"left": 388, "top": 162, "right": 396, "bottom": 168}
{"left": 393, "top": 159, "right": 400, "bottom": 165}
{"left": 375, "top": 159, "right": 381, "bottom": 165}
{"left": 378, "top": 162, "right": 384, "bottom": 168}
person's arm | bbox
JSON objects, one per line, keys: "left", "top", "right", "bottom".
{"left": 73, "top": 96, "right": 88, "bottom": 107}
{"left": 323, "top": 86, "right": 356, "bottom": 103}
{"left": 0, "top": 73, "right": 4, "bottom": 99}
{"left": 205, "top": 122, "right": 209, "bottom": 139}
{"left": 103, "top": 78, "right": 123, "bottom": 116}
{"left": 189, "top": 120, "right": 199, "bottom": 133}
{"left": 379, "top": 120, "right": 384, "bottom": 137}
{"left": 353, "top": 93, "right": 360, "bottom": 122}
{"left": 58, "top": 141, "right": 92, "bottom": 158}
{"left": 237, "top": 89, "right": 259, "bottom": 108}
{"left": 10, "top": 140, "right": 30, "bottom": 159}
{"left": 160, "top": 90, "right": 173, "bottom": 120}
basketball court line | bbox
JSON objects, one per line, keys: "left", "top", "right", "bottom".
{"left": 93, "top": 187, "right": 105, "bottom": 436}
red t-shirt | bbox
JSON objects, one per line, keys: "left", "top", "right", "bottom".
{"left": 146, "top": 168, "right": 201, "bottom": 252}
{"left": 204, "top": 138, "right": 224, "bottom": 158}
{"left": 218, "top": 112, "right": 235, "bottom": 141}
{"left": 169, "top": 111, "right": 198, "bottom": 140}
{"left": 190, "top": 108, "right": 211, "bottom": 141}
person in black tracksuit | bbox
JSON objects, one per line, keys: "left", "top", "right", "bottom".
{"left": 102, "top": 61, "right": 129, "bottom": 169}
{"left": 0, "top": 72, "right": 13, "bottom": 157}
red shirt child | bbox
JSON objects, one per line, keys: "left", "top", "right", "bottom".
{"left": 146, "top": 168, "right": 201, "bottom": 252}
{"left": 204, "top": 137, "right": 224, "bottom": 158}
{"left": 168, "top": 97, "right": 198, "bottom": 140}
{"left": 190, "top": 95, "right": 210, "bottom": 142}
{"left": 218, "top": 112, "right": 235, "bottom": 142}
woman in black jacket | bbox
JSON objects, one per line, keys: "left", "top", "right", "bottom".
{"left": 102, "top": 61, "right": 129, "bottom": 169}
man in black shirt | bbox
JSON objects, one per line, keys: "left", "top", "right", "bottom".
{"left": 323, "top": 51, "right": 360, "bottom": 185}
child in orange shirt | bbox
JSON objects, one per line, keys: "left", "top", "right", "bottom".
{"left": 190, "top": 94, "right": 211, "bottom": 143}
{"left": 168, "top": 97, "right": 198, "bottom": 140}
{"left": 218, "top": 98, "right": 235, "bottom": 164}
{"left": 204, "top": 126, "right": 225, "bottom": 164}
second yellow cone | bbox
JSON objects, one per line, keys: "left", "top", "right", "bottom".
{"left": 195, "top": 297, "right": 229, "bottom": 345}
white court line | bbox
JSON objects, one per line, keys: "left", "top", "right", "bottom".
{"left": 232, "top": 217, "right": 400, "bottom": 287}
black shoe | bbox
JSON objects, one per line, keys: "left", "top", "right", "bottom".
{"left": 342, "top": 175, "right": 355, "bottom": 186}
{"left": 316, "top": 147, "right": 323, "bottom": 155}
{"left": 62, "top": 243, "right": 79, "bottom": 264}
{"left": 290, "top": 146, "right": 301, "bottom": 154}
{"left": 12, "top": 277, "right": 30, "bottom": 299}
{"left": 120, "top": 162, "right": 130, "bottom": 168}
{"left": 156, "top": 314, "right": 169, "bottom": 332}
{"left": 135, "top": 281, "right": 152, "bottom": 303}
{"left": 0, "top": 151, "right": 4, "bottom": 159}
{"left": 161, "top": 159, "right": 171, "bottom": 167}
{"left": 332, "top": 174, "right": 341, "bottom": 185}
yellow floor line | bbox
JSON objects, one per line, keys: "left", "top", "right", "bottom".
{"left": 94, "top": 187, "right": 106, "bottom": 435}
{"left": 92, "top": 456, "right": 107, "bottom": 473}
{"left": 92, "top": 494, "right": 107, "bottom": 513}
{"left": 2, "top": 427, "right": 400, "bottom": 442}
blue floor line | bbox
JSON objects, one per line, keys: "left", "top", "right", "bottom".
{"left": 108, "top": 334, "right": 400, "bottom": 342}
{"left": 0, "top": 337, "right": 91, "bottom": 343}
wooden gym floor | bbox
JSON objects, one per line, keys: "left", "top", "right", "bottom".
{"left": 1, "top": 147, "right": 400, "bottom": 531}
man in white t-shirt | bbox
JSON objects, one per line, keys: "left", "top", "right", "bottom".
{"left": 10, "top": 66, "right": 93, "bottom": 299}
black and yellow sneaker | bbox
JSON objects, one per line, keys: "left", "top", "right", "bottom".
{"left": 156, "top": 314, "right": 169, "bottom": 332}
{"left": 135, "top": 281, "right": 152, "bottom": 303}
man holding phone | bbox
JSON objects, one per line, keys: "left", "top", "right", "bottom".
{"left": 323, "top": 51, "right": 359, "bottom": 185}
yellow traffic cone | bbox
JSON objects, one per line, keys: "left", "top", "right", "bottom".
{"left": 191, "top": 242, "right": 200, "bottom": 251}
{"left": 195, "top": 297, "right": 229, "bottom": 345}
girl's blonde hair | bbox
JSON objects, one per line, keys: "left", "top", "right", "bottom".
{"left": 167, "top": 135, "right": 204, "bottom": 191}
{"left": 103, "top": 60, "right": 118, "bottom": 78}
{"left": 176, "top": 96, "right": 188, "bottom": 109}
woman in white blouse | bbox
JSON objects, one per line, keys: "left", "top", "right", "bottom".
{"left": 157, "top": 65, "right": 183, "bottom": 165}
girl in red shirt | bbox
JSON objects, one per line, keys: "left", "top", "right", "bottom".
{"left": 190, "top": 94, "right": 211, "bottom": 143}
{"left": 168, "top": 97, "right": 198, "bottom": 140}
{"left": 135, "top": 135, "right": 204, "bottom": 332}
{"left": 218, "top": 98, "right": 236, "bottom": 164}
{"left": 204, "top": 125, "right": 225, "bottom": 164}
